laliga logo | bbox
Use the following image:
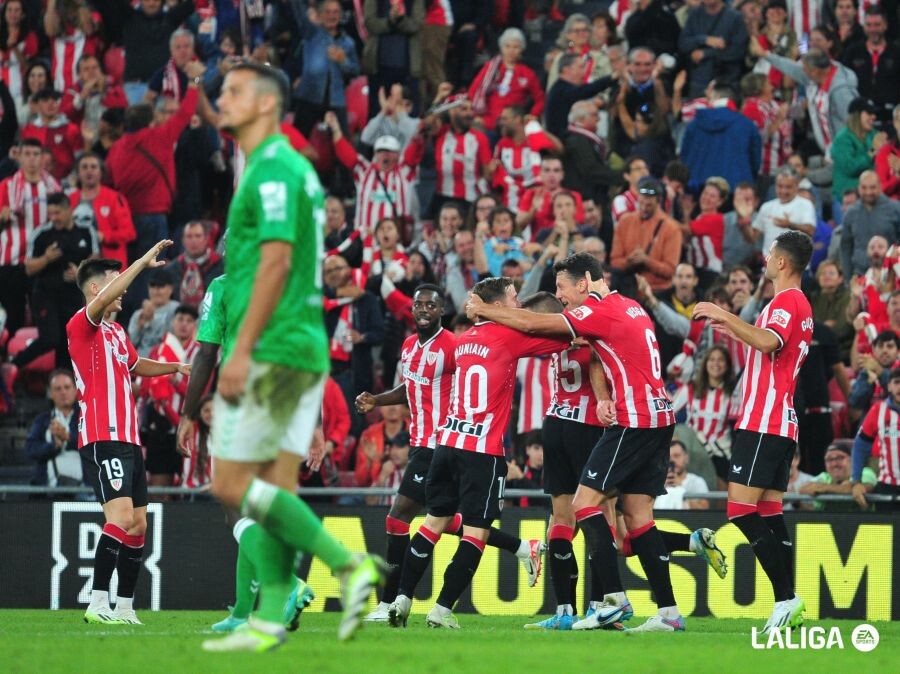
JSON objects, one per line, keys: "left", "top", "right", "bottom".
{"left": 751, "top": 624, "right": 880, "bottom": 651}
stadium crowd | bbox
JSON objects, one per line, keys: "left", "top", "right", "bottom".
{"left": 0, "top": 0, "right": 898, "bottom": 511}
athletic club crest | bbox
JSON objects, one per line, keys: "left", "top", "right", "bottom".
{"left": 110, "top": 478, "right": 123, "bottom": 491}
{"left": 100, "top": 206, "right": 110, "bottom": 217}
{"left": 426, "top": 352, "right": 437, "bottom": 366}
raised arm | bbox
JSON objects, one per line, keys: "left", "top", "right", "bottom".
{"left": 86, "top": 239, "right": 172, "bottom": 324}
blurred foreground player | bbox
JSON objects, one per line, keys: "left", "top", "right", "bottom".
{"left": 356, "top": 284, "right": 546, "bottom": 622}
{"left": 175, "top": 273, "right": 315, "bottom": 634}
{"left": 203, "top": 62, "right": 383, "bottom": 653}
{"left": 693, "top": 230, "right": 814, "bottom": 633}
{"left": 69, "top": 244, "right": 192, "bottom": 625}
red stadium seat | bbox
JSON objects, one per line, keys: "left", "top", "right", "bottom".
{"left": 345, "top": 76, "right": 369, "bottom": 135}
{"left": 104, "top": 47, "right": 126, "bottom": 83}
{"left": 7, "top": 327, "right": 55, "bottom": 395}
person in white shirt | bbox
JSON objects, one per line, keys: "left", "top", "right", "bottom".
{"left": 751, "top": 166, "right": 816, "bottom": 253}
{"left": 655, "top": 439, "right": 711, "bottom": 510}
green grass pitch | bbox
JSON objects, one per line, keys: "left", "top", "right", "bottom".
{"left": 0, "top": 610, "right": 896, "bottom": 674}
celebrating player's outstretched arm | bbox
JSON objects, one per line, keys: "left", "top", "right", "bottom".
{"left": 691, "top": 301, "right": 781, "bottom": 354}
{"left": 85, "top": 239, "right": 172, "bottom": 325}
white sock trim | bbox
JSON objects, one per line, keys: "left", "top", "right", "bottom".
{"left": 241, "top": 479, "right": 279, "bottom": 522}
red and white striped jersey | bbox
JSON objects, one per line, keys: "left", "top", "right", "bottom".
{"left": 562, "top": 293, "right": 675, "bottom": 428}
{"left": 516, "top": 356, "right": 553, "bottom": 433}
{"left": 611, "top": 189, "right": 638, "bottom": 227}
{"left": 742, "top": 97, "right": 791, "bottom": 176}
{"left": 67, "top": 307, "right": 142, "bottom": 448}
{"left": 493, "top": 137, "right": 541, "bottom": 213}
{"left": 0, "top": 172, "right": 60, "bottom": 266}
{"left": 143, "top": 332, "right": 199, "bottom": 426}
{"left": 687, "top": 213, "right": 724, "bottom": 273}
{"left": 671, "top": 382, "right": 732, "bottom": 445}
{"left": 400, "top": 328, "right": 456, "bottom": 449}
{"left": 425, "top": 0, "right": 453, "bottom": 26}
{"left": 860, "top": 399, "right": 900, "bottom": 486}
{"left": 735, "top": 288, "right": 813, "bottom": 440}
{"left": 0, "top": 33, "right": 38, "bottom": 104}
{"left": 787, "top": 0, "right": 821, "bottom": 39}
{"left": 439, "top": 322, "right": 567, "bottom": 455}
{"left": 681, "top": 97, "right": 712, "bottom": 124}
{"left": 547, "top": 344, "right": 603, "bottom": 427}
{"left": 435, "top": 127, "right": 491, "bottom": 202}
{"left": 335, "top": 137, "right": 418, "bottom": 233}
{"left": 52, "top": 29, "right": 99, "bottom": 93}
{"left": 182, "top": 427, "right": 212, "bottom": 488}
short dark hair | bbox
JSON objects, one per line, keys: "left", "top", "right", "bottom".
{"left": 521, "top": 291, "right": 564, "bottom": 313}
{"left": 558, "top": 52, "right": 581, "bottom": 72}
{"left": 889, "top": 367, "right": 900, "bottom": 382}
{"left": 48, "top": 368, "right": 75, "bottom": 386}
{"left": 873, "top": 330, "right": 900, "bottom": 348}
{"left": 522, "top": 429, "right": 543, "bottom": 447}
{"left": 450, "top": 313, "right": 474, "bottom": 332}
{"left": 31, "top": 87, "right": 61, "bottom": 102}
{"left": 623, "top": 154, "right": 647, "bottom": 175}
{"left": 664, "top": 160, "right": 690, "bottom": 186}
{"left": 773, "top": 231, "right": 813, "bottom": 273}
{"left": 76, "top": 258, "right": 122, "bottom": 292}
{"left": 125, "top": 103, "right": 154, "bottom": 132}
{"left": 414, "top": 283, "right": 445, "bottom": 303}
{"left": 553, "top": 252, "right": 603, "bottom": 284}
{"left": 472, "top": 276, "right": 513, "bottom": 304}
{"left": 174, "top": 303, "right": 199, "bottom": 320}
{"left": 227, "top": 61, "right": 290, "bottom": 118}
{"left": 46, "top": 192, "right": 70, "bottom": 209}
{"left": 439, "top": 200, "right": 466, "bottom": 220}
{"left": 20, "top": 137, "right": 42, "bottom": 151}
{"left": 865, "top": 5, "right": 886, "bottom": 19}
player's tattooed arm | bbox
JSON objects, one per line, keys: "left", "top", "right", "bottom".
{"left": 355, "top": 384, "right": 406, "bottom": 413}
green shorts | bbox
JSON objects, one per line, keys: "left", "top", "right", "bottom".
{"left": 210, "top": 361, "right": 326, "bottom": 463}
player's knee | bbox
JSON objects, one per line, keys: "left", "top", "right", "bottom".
{"left": 107, "top": 508, "right": 134, "bottom": 532}
{"left": 211, "top": 475, "right": 240, "bottom": 507}
{"left": 388, "top": 499, "right": 417, "bottom": 523}
{"left": 129, "top": 513, "right": 148, "bottom": 536}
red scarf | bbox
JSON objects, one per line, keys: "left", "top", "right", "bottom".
{"left": 566, "top": 123, "right": 606, "bottom": 160}
{"left": 161, "top": 59, "right": 183, "bottom": 100}
{"left": 11, "top": 169, "right": 59, "bottom": 213}
{"left": 471, "top": 56, "right": 502, "bottom": 116}
{"left": 178, "top": 249, "right": 221, "bottom": 306}
{"left": 325, "top": 269, "right": 365, "bottom": 362}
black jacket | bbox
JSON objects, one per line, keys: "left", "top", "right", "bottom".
{"left": 625, "top": 0, "right": 681, "bottom": 58}
{"left": 841, "top": 41, "right": 900, "bottom": 112}
{"left": 562, "top": 131, "right": 623, "bottom": 206}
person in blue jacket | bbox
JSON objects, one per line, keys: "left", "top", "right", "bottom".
{"left": 25, "top": 369, "right": 87, "bottom": 489}
{"left": 680, "top": 83, "right": 761, "bottom": 194}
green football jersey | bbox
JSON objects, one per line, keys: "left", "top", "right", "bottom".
{"left": 197, "top": 274, "right": 226, "bottom": 346}
{"left": 222, "top": 134, "right": 329, "bottom": 372}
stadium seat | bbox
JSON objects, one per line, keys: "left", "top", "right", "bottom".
{"left": 345, "top": 76, "right": 369, "bottom": 135}
{"left": 6, "top": 327, "right": 55, "bottom": 396}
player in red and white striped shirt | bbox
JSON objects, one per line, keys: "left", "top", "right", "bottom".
{"left": 468, "top": 257, "right": 686, "bottom": 632}
{"left": 787, "top": 0, "right": 821, "bottom": 39}
{"left": 853, "top": 367, "right": 900, "bottom": 510}
{"left": 67, "top": 243, "right": 193, "bottom": 626}
{"left": 357, "top": 284, "right": 547, "bottom": 624}
{"left": 693, "top": 230, "right": 814, "bottom": 633}
{"left": 684, "top": 179, "right": 728, "bottom": 287}
{"left": 517, "top": 356, "right": 554, "bottom": 433}
{"left": 741, "top": 76, "right": 791, "bottom": 177}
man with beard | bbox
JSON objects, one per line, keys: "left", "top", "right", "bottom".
{"left": 355, "top": 284, "right": 545, "bottom": 623}
{"left": 841, "top": 172, "right": 900, "bottom": 278}
{"left": 491, "top": 105, "right": 561, "bottom": 213}
{"left": 408, "top": 94, "right": 493, "bottom": 217}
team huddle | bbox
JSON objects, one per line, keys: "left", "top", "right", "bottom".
{"left": 66, "top": 63, "right": 815, "bottom": 651}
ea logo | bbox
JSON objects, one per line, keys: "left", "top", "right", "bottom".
{"left": 850, "top": 624, "right": 879, "bottom": 652}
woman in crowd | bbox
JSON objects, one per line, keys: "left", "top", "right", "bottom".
{"left": 832, "top": 98, "right": 888, "bottom": 224}
{"left": 671, "top": 345, "right": 737, "bottom": 490}
{"left": 682, "top": 177, "right": 728, "bottom": 290}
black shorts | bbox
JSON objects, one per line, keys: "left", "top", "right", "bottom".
{"left": 580, "top": 425, "right": 674, "bottom": 497}
{"left": 144, "top": 429, "right": 182, "bottom": 475}
{"left": 542, "top": 415, "right": 604, "bottom": 496}
{"left": 728, "top": 430, "right": 795, "bottom": 491}
{"left": 81, "top": 441, "right": 148, "bottom": 507}
{"left": 426, "top": 445, "right": 508, "bottom": 528}
{"left": 396, "top": 446, "right": 434, "bottom": 504}
{"left": 711, "top": 455, "right": 730, "bottom": 482}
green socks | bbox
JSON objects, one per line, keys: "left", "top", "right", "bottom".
{"left": 242, "top": 478, "right": 353, "bottom": 571}
{"left": 232, "top": 521, "right": 261, "bottom": 620}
